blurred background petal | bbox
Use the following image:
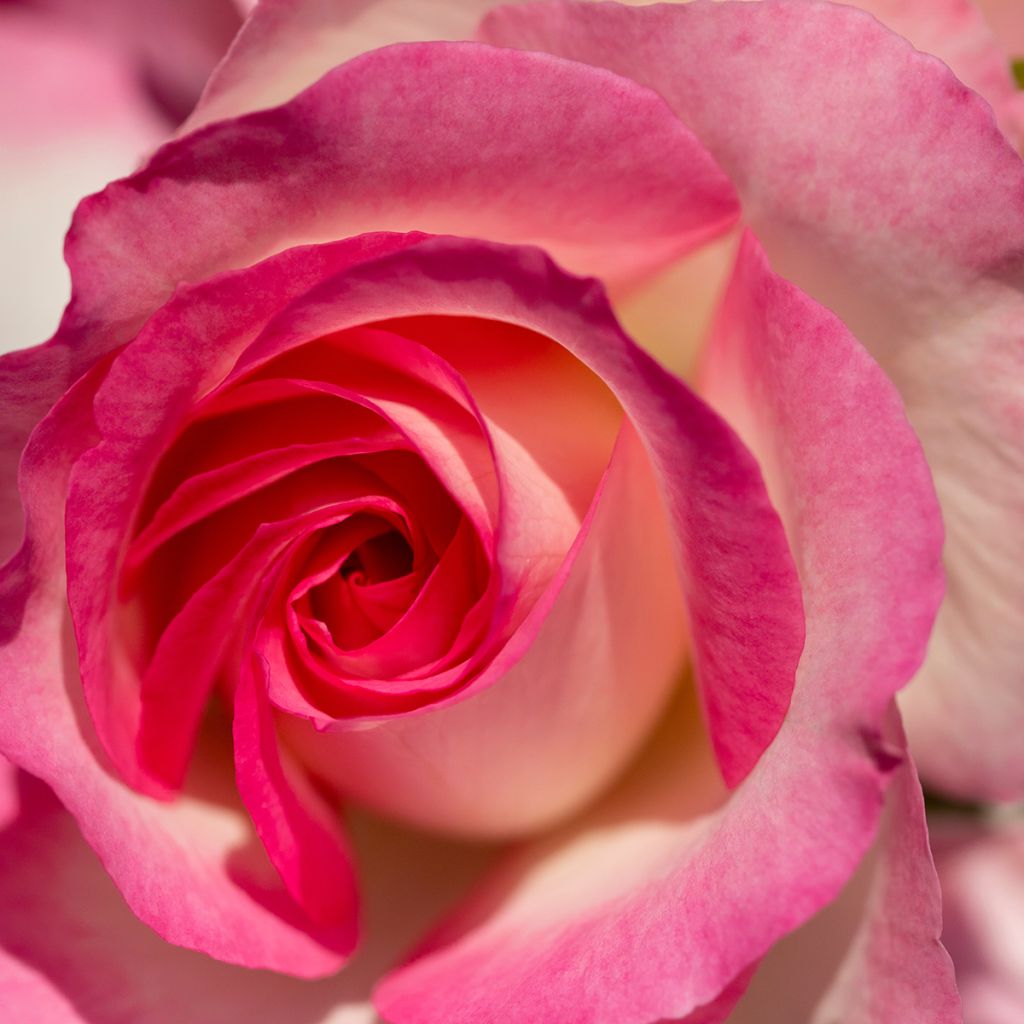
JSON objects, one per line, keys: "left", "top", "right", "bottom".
{"left": 0, "top": 1, "right": 241, "bottom": 351}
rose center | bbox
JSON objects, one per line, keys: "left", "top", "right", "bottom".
{"left": 339, "top": 528, "right": 414, "bottom": 586}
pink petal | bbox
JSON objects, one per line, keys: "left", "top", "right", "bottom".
{"left": 812, "top": 710, "right": 960, "bottom": 1024}
{"left": 482, "top": 0, "right": 1024, "bottom": 802}
{"left": 234, "top": 235, "right": 800, "bottom": 830}
{"left": 189, "top": 0, "right": 495, "bottom": 129}
{"left": 827, "top": 0, "right": 1024, "bottom": 143}
{"left": 0, "top": 771, "right": 495, "bottom": 1023}
{"left": 931, "top": 812, "right": 1024, "bottom": 1024}
{"left": 374, "top": 232, "right": 943, "bottom": 1024}
{"left": 59, "top": 40, "right": 737, "bottom": 378}
{"left": 728, "top": 710, "right": 959, "bottom": 1024}
{"left": 233, "top": 655, "right": 359, "bottom": 939}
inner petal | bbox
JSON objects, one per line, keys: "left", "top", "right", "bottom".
{"left": 340, "top": 528, "right": 414, "bottom": 586}
{"left": 297, "top": 516, "right": 426, "bottom": 651}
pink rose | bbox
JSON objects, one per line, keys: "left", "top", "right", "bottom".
{"left": 1, "top": 3, "right": 1022, "bottom": 1023}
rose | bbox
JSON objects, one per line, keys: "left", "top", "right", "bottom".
{"left": 1, "top": 3, "right": 1022, "bottom": 1024}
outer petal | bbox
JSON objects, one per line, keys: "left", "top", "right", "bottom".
{"left": 931, "top": 812, "right": 1024, "bottom": 1024}
{"left": 372, "top": 236, "right": 943, "bottom": 1023}
{"left": 0, "top": 771, "right": 494, "bottom": 1024}
{"left": 482, "top": 0, "right": 1024, "bottom": 801}
{"left": 57, "top": 41, "right": 737, "bottom": 380}
{"left": 727, "top": 711, "right": 959, "bottom": 1024}
{"left": 2, "top": 233, "right": 801, "bottom": 970}
{"left": 841, "top": 0, "right": 1024, "bottom": 143}
{"left": 810, "top": 710, "right": 960, "bottom": 1024}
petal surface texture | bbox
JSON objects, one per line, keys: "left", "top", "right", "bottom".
{"left": 843, "top": 0, "right": 1024, "bottom": 143}
{"left": 727, "top": 713, "right": 959, "bottom": 1024}
{"left": 483, "top": 0, "right": 1024, "bottom": 801}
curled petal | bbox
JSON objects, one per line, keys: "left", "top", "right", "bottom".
{"left": 846, "top": 0, "right": 1024, "bottom": 144}
{"left": 233, "top": 656, "right": 359, "bottom": 938}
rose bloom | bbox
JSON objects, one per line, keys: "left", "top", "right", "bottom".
{"left": 1, "top": 2, "right": 1022, "bottom": 1023}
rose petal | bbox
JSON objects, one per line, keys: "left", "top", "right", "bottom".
{"left": 58, "top": 40, "right": 737, "bottom": 381}
{"left": 482, "top": 0, "right": 1024, "bottom": 802}
{"left": 0, "top": 770, "right": 495, "bottom": 1023}
{"left": 727, "top": 710, "right": 959, "bottom": 1024}
{"left": 373, "top": 232, "right": 942, "bottom": 1024}
{"left": 233, "top": 655, "right": 359, "bottom": 938}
